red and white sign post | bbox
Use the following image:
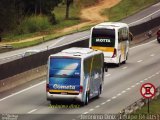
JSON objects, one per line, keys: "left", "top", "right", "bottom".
{"left": 140, "top": 83, "right": 156, "bottom": 113}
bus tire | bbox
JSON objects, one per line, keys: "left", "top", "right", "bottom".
{"left": 116, "top": 56, "right": 121, "bottom": 67}
{"left": 81, "top": 92, "right": 89, "bottom": 106}
{"left": 97, "top": 85, "right": 101, "bottom": 98}
{"left": 126, "top": 52, "right": 128, "bottom": 60}
{"left": 157, "top": 38, "right": 160, "bottom": 43}
{"left": 85, "top": 92, "right": 89, "bottom": 105}
{"left": 122, "top": 59, "right": 126, "bottom": 64}
{"left": 50, "top": 100, "right": 54, "bottom": 105}
{"left": 123, "top": 52, "right": 128, "bottom": 64}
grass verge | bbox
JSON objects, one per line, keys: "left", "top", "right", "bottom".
{"left": 134, "top": 95, "right": 160, "bottom": 114}
{"left": 11, "top": 23, "right": 94, "bottom": 49}
{"left": 102, "top": 0, "right": 157, "bottom": 21}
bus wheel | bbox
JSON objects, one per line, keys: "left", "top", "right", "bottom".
{"left": 116, "top": 56, "right": 121, "bottom": 67}
{"left": 97, "top": 86, "right": 101, "bottom": 98}
{"left": 123, "top": 53, "right": 128, "bottom": 64}
{"left": 126, "top": 53, "right": 128, "bottom": 60}
{"left": 81, "top": 92, "right": 89, "bottom": 106}
{"left": 85, "top": 92, "right": 89, "bottom": 105}
{"left": 122, "top": 60, "right": 126, "bottom": 64}
{"left": 50, "top": 100, "right": 54, "bottom": 105}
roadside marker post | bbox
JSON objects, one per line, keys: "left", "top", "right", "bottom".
{"left": 140, "top": 83, "right": 156, "bottom": 113}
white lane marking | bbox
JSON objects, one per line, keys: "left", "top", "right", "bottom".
{"left": 150, "top": 54, "right": 155, "bottom": 57}
{"left": 152, "top": 74, "right": 156, "bottom": 77}
{"left": 148, "top": 76, "right": 152, "bottom": 79}
{"left": 27, "top": 109, "right": 37, "bottom": 114}
{"left": 136, "top": 82, "right": 140, "bottom": 85}
{"left": 83, "top": 112, "right": 88, "bottom": 114}
{"left": 140, "top": 80, "right": 144, "bottom": 83}
{"left": 117, "top": 93, "right": 122, "bottom": 96}
{"left": 126, "top": 88, "right": 131, "bottom": 91}
{"left": 156, "top": 72, "right": 160, "bottom": 75}
{"left": 128, "top": 9, "right": 160, "bottom": 26}
{"left": 95, "top": 105, "right": 100, "bottom": 108}
{"left": 137, "top": 60, "right": 143, "bottom": 63}
{"left": 58, "top": 35, "right": 89, "bottom": 48}
{"left": 69, "top": 35, "right": 89, "bottom": 43}
{"left": 106, "top": 99, "right": 111, "bottom": 102}
{"left": 101, "top": 102, "right": 106, "bottom": 105}
{"left": 144, "top": 78, "right": 148, "bottom": 81}
{"left": 112, "top": 96, "right": 117, "bottom": 99}
{"left": 130, "top": 39, "right": 156, "bottom": 49}
{"left": 49, "top": 37, "right": 65, "bottom": 48}
{"left": 89, "top": 109, "right": 94, "bottom": 112}
{"left": 131, "top": 85, "right": 135, "bottom": 88}
{"left": 0, "top": 81, "right": 46, "bottom": 102}
{"left": 122, "top": 90, "right": 126, "bottom": 94}
{"left": 122, "top": 67, "right": 128, "bottom": 70}
{"left": 105, "top": 74, "right": 111, "bottom": 77}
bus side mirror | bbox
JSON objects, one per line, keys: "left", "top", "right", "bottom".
{"left": 105, "top": 67, "right": 108, "bottom": 72}
{"left": 104, "top": 63, "right": 108, "bottom": 72}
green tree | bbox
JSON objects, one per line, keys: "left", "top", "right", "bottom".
{"left": 0, "top": 0, "right": 62, "bottom": 39}
{"left": 21, "top": 0, "right": 61, "bottom": 24}
{"left": 22, "top": 0, "right": 61, "bottom": 15}
{"left": 0, "top": 0, "right": 18, "bottom": 40}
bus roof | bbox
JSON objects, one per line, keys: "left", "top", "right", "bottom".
{"left": 93, "top": 22, "right": 129, "bottom": 29}
{"left": 49, "top": 47, "right": 103, "bottom": 59}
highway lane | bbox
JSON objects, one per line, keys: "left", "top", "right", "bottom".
{"left": 0, "top": 39, "right": 160, "bottom": 120}
{"left": 0, "top": 31, "right": 90, "bottom": 64}
{"left": 122, "top": 2, "right": 160, "bottom": 26}
{"left": 0, "top": 2, "right": 160, "bottom": 64}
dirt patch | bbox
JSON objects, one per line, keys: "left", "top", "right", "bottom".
{"left": 0, "top": 36, "right": 44, "bottom": 46}
{"left": 61, "top": 0, "right": 121, "bottom": 33}
{"left": 80, "top": 0, "right": 121, "bottom": 22}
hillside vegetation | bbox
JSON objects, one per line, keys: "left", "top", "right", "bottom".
{"left": 103, "top": 0, "right": 157, "bottom": 21}
{"left": 1, "top": 0, "right": 99, "bottom": 42}
{"left": 0, "top": 0, "right": 158, "bottom": 50}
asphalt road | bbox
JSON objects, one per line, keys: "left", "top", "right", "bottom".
{"left": 0, "top": 2, "right": 160, "bottom": 64}
{"left": 0, "top": 38, "right": 160, "bottom": 120}
{"left": 122, "top": 2, "right": 160, "bottom": 26}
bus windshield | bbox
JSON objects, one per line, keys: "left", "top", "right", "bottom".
{"left": 91, "top": 28, "right": 115, "bottom": 47}
{"left": 49, "top": 57, "right": 81, "bottom": 78}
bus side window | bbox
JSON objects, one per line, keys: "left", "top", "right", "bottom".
{"left": 124, "top": 27, "right": 129, "bottom": 41}
{"left": 92, "top": 54, "right": 101, "bottom": 72}
{"left": 118, "top": 29, "right": 122, "bottom": 43}
{"left": 84, "top": 57, "right": 92, "bottom": 78}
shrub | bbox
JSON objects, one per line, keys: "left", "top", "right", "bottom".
{"left": 16, "top": 15, "right": 51, "bottom": 34}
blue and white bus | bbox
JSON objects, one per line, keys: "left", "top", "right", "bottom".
{"left": 46, "top": 47, "right": 104, "bottom": 105}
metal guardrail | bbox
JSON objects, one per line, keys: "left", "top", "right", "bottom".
{"left": 0, "top": 39, "right": 89, "bottom": 80}
{"left": 119, "top": 86, "right": 160, "bottom": 115}
{"left": 0, "top": 45, "right": 14, "bottom": 49}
